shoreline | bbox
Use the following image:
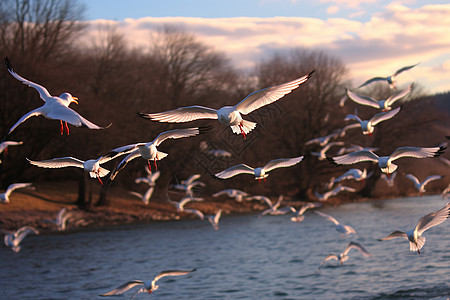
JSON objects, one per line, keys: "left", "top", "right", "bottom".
{"left": 0, "top": 180, "right": 435, "bottom": 234}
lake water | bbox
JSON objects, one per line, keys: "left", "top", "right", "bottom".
{"left": 1, "top": 195, "right": 449, "bottom": 299}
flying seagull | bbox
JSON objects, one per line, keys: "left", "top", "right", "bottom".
{"left": 319, "top": 241, "right": 372, "bottom": 268}
{"left": 347, "top": 83, "right": 413, "bottom": 110}
{"left": 315, "top": 211, "right": 356, "bottom": 235}
{"left": 343, "top": 106, "right": 401, "bottom": 136}
{"left": 314, "top": 185, "right": 357, "bottom": 202}
{"left": 105, "top": 127, "right": 204, "bottom": 182}
{"left": 3, "top": 226, "right": 39, "bottom": 253}
{"left": 212, "top": 189, "right": 249, "bottom": 202}
{"left": 358, "top": 64, "right": 418, "bottom": 89}
{"left": 327, "top": 146, "right": 446, "bottom": 176}
{"left": 100, "top": 269, "right": 196, "bottom": 298}
{"left": 139, "top": 71, "right": 314, "bottom": 139}
{"left": 215, "top": 156, "right": 304, "bottom": 182}
{"left": 378, "top": 202, "right": 450, "bottom": 254}
{"left": 27, "top": 156, "right": 113, "bottom": 185}
{"left": 1, "top": 182, "right": 34, "bottom": 204}
{"left": 405, "top": 173, "right": 443, "bottom": 195}
{"left": 4, "top": 56, "right": 109, "bottom": 138}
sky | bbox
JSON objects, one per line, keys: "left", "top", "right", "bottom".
{"left": 80, "top": 0, "right": 450, "bottom": 94}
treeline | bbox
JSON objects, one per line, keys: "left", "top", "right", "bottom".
{"left": 0, "top": 0, "right": 448, "bottom": 207}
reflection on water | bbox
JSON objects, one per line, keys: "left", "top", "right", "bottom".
{"left": 1, "top": 195, "right": 449, "bottom": 299}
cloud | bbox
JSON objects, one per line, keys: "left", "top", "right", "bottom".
{"left": 81, "top": 3, "right": 450, "bottom": 93}
{"left": 327, "top": 5, "right": 340, "bottom": 14}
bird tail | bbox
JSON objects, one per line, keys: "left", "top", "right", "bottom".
{"left": 157, "top": 151, "right": 168, "bottom": 160}
{"left": 382, "top": 163, "right": 398, "bottom": 175}
{"left": 231, "top": 119, "right": 256, "bottom": 135}
{"left": 409, "top": 236, "right": 426, "bottom": 252}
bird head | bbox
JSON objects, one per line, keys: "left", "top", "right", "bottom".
{"left": 59, "top": 92, "right": 78, "bottom": 105}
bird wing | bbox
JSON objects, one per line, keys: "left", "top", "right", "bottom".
{"left": 5, "top": 183, "right": 33, "bottom": 197}
{"left": 214, "top": 209, "right": 223, "bottom": 223}
{"left": 422, "top": 175, "right": 443, "bottom": 186}
{"left": 344, "top": 241, "right": 372, "bottom": 257}
{"left": 315, "top": 211, "right": 339, "bottom": 225}
{"left": 109, "top": 151, "right": 141, "bottom": 181}
{"left": 153, "top": 269, "right": 196, "bottom": 284}
{"left": 416, "top": 202, "right": 450, "bottom": 234}
{"left": 393, "top": 63, "right": 419, "bottom": 76}
{"left": 329, "top": 150, "right": 379, "bottom": 165}
{"left": 344, "top": 113, "right": 363, "bottom": 124}
{"left": 128, "top": 191, "right": 144, "bottom": 200}
{"left": 46, "top": 106, "right": 108, "bottom": 129}
{"left": 103, "top": 144, "right": 139, "bottom": 160}
{"left": 319, "top": 254, "right": 339, "bottom": 267}
{"left": 389, "top": 146, "right": 445, "bottom": 162}
{"left": 0, "top": 141, "right": 23, "bottom": 152}
{"left": 405, "top": 173, "right": 420, "bottom": 187}
{"left": 183, "top": 208, "right": 204, "bottom": 220}
{"left": 150, "top": 170, "right": 161, "bottom": 182}
{"left": 385, "top": 83, "right": 413, "bottom": 106}
{"left": 153, "top": 127, "right": 200, "bottom": 146}
{"left": 5, "top": 57, "right": 51, "bottom": 101}
{"left": 346, "top": 89, "right": 380, "bottom": 108}
{"left": 378, "top": 230, "right": 407, "bottom": 241}
{"left": 369, "top": 106, "right": 401, "bottom": 126}
{"left": 263, "top": 156, "right": 304, "bottom": 173}
{"left": 212, "top": 190, "right": 227, "bottom": 197}
{"left": 27, "top": 157, "right": 85, "bottom": 169}
{"left": 140, "top": 106, "right": 218, "bottom": 123}
{"left": 7, "top": 108, "right": 43, "bottom": 134}
{"left": 184, "top": 174, "right": 201, "bottom": 185}
{"left": 100, "top": 280, "right": 145, "bottom": 296}
{"left": 357, "top": 77, "right": 388, "bottom": 88}
{"left": 215, "top": 164, "right": 255, "bottom": 179}
{"left": 235, "top": 71, "right": 314, "bottom": 115}
{"left": 142, "top": 187, "right": 155, "bottom": 203}
{"left": 15, "top": 226, "right": 39, "bottom": 243}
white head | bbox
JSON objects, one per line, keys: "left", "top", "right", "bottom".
{"left": 59, "top": 92, "right": 78, "bottom": 104}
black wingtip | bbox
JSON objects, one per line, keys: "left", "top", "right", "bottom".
{"left": 137, "top": 112, "right": 151, "bottom": 119}
{"left": 435, "top": 146, "right": 447, "bottom": 157}
{"left": 308, "top": 69, "right": 316, "bottom": 78}
{"left": 326, "top": 156, "right": 337, "bottom": 165}
{"left": 4, "top": 56, "right": 12, "bottom": 71}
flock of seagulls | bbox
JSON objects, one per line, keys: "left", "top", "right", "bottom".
{"left": 1, "top": 55, "right": 449, "bottom": 298}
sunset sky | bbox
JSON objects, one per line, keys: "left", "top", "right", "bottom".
{"left": 80, "top": 0, "right": 450, "bottom": 94}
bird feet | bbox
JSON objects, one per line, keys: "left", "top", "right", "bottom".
{"left": 59, "top": 121, "right": 70, "bottom": 135}
{"left": 238, "top": 123, "right": 246, "bottom": 140}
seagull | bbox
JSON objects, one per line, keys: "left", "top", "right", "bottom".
{"left": 260, "top": 195, "right": 292, "bottom": 216}
{"left": 135, "top": 168, "right": 160, "bottom": 187}
{"left": 3, "top": 226, "right": 39, "bottom": 253}
{"left": 105, "top": 128, "right": 203, "bottom": 182}
{"left": 311, "top": 142, "right": 344, "bottom": 161}
{"left": 139, "top": 71, "right": 314, "bottom": 139}
{"left": 169, "top": 195, "right": 205, "bottom": 213}
{"left": 346, "top": 83, "right": 413, "bottom": 111}
{"left": 0, "top": 182, "right": 34, "bottom": 204}
{"left": 212, "top": 189, "right": 249, "bottom": 202}
{"left": 100, "top": 269, "right": 196, "bottom": 298}
{"left": 215, "top": 156, "right": 304, "bottom": 182}
{"left": 4, "top": 56, "right": 109, "bottom": 137}
{"left": 129, "top": 188, "right": 155, "bottom": 205}
{"left": 344, "top": 106, "right": 401, "bottom": 136}
{"left": 358, "top": 64, "right": 418, "bottom": 89}
{"left": 333, "top": 168, "right": 371, "bottom": 183}
{"left": 405, "top": 173, "right": 443, "bottom": 195}
{"left": 319, "top": 241, "right": 372, "bottom": 268}
{"left": 206, "top": 149, "right": 232, "bottom": 158}
{"left": 378, "top": 202, "right": 450, "bottom": 254}
{"left": 315, "top": 211, "right": 356, "bottom": 235}
{"left": 314, "top": 185, "right": 357, "bottom": 202}
{"left": 27, "top": 156, "right": 113, "bottom": 185}
{"left": 290, "top": 202, "right": 322, "bottom": 223}
{"left": 44, "top": 207, "right": 73, "bottom": 231}
{"left": 327, "top": 146, "right": 446, "bottom": 176}
{"left": 207, "top": 209, "right": 222, "bottom": 230}
{"left": 380, "top": 171, "right": 397, "bottom": 187}
{"left": 171, "top": 174, "right": 206, "bottom": 197}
